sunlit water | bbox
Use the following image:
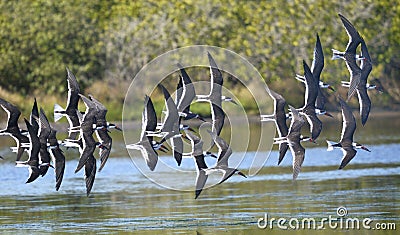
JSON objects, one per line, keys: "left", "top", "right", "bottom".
{"left": 0, "top": 113, "right": 399, "bottom": 234}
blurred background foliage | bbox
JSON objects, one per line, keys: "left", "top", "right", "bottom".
{"left": 0, "top": 0, "right": 399, "bottom": 120}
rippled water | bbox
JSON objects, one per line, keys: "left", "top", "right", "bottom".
{"left": 0, "top": 113, "right": 399, "bottom": 234}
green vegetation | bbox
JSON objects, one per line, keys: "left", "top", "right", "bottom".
{"left": 0, "top": 0, "right": 399, "bottom": 121}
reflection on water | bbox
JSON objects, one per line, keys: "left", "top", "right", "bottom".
{"left": 0, "top": 113, "right": 399, "bottom": 234}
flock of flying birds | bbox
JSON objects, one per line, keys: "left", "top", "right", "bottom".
{"left": 0, "top": 14, "right": 384, "bottom": 198}
{"left": 262, "top": 13, "right": 383, "bottom": 180}
{"left": 0, "top": 68, "right": 122, "bottom": 196}
{"left": 126, "top": 52, "right": 244, "bottom": 199}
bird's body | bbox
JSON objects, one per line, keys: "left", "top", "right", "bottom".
{"left": 298, "top": 60, "right": 322, "bottom": 141}
{"left": 48, "top": 127, "right": 65, "bottom": 191}
{"left": 38, "top": 108, "right": 52, "bottom": 177}
{"left": 326, "top": 97, "right": 370, "bottom": 169}
{"left": 89, "top": 95, "right": 114, "bottom": 171}
{"left": 75, "top": 94, "right": 98, "bottom": 196}
{"left": 176, "top": 63, "right": 204, "bottom": 121}
{"left": 332, "top": 14, "right": 365, "bottom": 100}
{"left": 185, "top": 130, "right": 246, "bottom": 199}
{"left": 296, "top": 34, "right": 334, "bottom": 114}
{"left": 54, "top": 68, "right": 81, "bottom": 140}
{"left": 15, "top": 119, "right": 42, "bottom": 183}
{"left": 206, "top": 130, "right": 247, "bottom": 184}
{"left": 38, "top": 108, "right": 65, "bottom": 190}
{"left": 0, "top": 98, "right": 30, "bottom": 161}
{"left": 286, "top": 106, "right": 306, "bottom": 180}
{"left": 260, "top": 89, "right": 289, "bottom": 165}
{"left": 341, "top": 41, "right": 372, "bottom": 126}
{"left": 158, "top": 84, "right": 183, "bottom": 166}
{"left": 184, "top": 129, "right": 208, "bottom": 198}
{"left": 126, "top": 95, "right": 161, "bottom": 171}
{"left": 195, "top": 52, "right": 233, "bottom": 136}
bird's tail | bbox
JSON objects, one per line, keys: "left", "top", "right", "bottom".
{"left": 326, "top": 140, "right": 339, "bottom": 151}
{"left": 156, "top": 141, "right": 169, "bottom": 153}
{"left": 331, "top": 49, "right": 344, "bottom": 60}
{"left": 54, "top": 104, "right": 65, "bottom": 122}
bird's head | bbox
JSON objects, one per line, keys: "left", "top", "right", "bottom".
{"left": 300, "top": 135, "right": 317, "bottom": 144}
{"left": 204, "top": 151, "right": 217, "bottom": 158}
{"left": 360, "top": 145, "right": 371, "bottom": 152}
{"left": 181, "top": 124, "right": 195, "bottom": 133}
{"left": 40, "top": 162, "right": 54, "bottom": 169}
{"left": 315, "top": 109, "right": 333, "bottom": 118}
{"left": 96, "top": 143, "right": 108, "bottom": 150}
{"left": 48, "top": 145, "right": 59, "bottom": 150}
{"left": 108, "top": 123, "right": 122, "bottom": 131}
{"left": 354, "top": 143, "right": 371, "bottom": 152}
{"left": 237, "top": 170, "right": 247, "bottom": 178}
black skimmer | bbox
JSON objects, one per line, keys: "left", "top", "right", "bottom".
{"left": 54, "top": 67, "right": 81, "bottom": 140}
{"left": 38, "top": 108, "right": 65, "bottom": 190}
{"left": 207, "top": 130, "right": 247, "bottom": 183}
{"left": 341, "top": 78, "right": 384, "bottom": 93}
{"left": 0, "top": 98, "right": 30, "bottom": 161}
{"left": 297, "top": 60, "right": 323, "bottom": 141}
{"left": 296, "top": 34, "right": 334, "bottom": 116}
{"left": 47, "top": 120, "right": 65, "bottom": 191}
{"left": 176, "top": 63, "right": 205, "bottom": 121}
{"left": 37, "top": 108, "right": 52, "bottom": 177}
{"left": 196, "top": 52, "right": 236, "bottom": 136}
{"left": 260, "top": 89, "right": 289, "bottom": 165}
{"left": 184, "top": 130, "right": 209, "bottom": 199}
{"left": 297, "top": 76, "right": 335, "bottom": 92}
{"left": 126, "top": 95, "right": 169, "bottom": 171}
{"left": 9, "top": 98, "right": 39, "bottom": 153}
{"left": 287, "top": 106, "right": 308, "bottom": 180}
{"left": 274, "top": 105, "right": 309, "bottom": 180}
{"left": 357, "top": 40, "right": 373, "bottom": 125}
{"left": 15, "top": 119, "right": 47, "bottom": 183}
{"left": 341, "top": 41, "right": 372, "bottom": 125}
{"left": 332, "top": 13, "right": 365, "bottom": 100}
{"left": 157, "top": 84, "right": 183, "bottom": 166}
{"left": 185, "top": 130, "right": 245, "bottom": 199}
{"left": 74, "top": 94, "right": 98, "bottom": 173}
{"left": 368, "top": 78, "right": 384, "bottom": 93}
{"left": 185, "top": 130, "right": 208, "bottom": 199}
{"left": 88, "top": 95, "right": 115, "bottom": 171}
{"left": 326, "top": 97, "right": 370, "bottom": 169}
{"left": 75, "top": 94, "right": 99, "bottom": 196}
{"left": 141, "top": 95, "right": 169, "bottom": 153}
{"left": 332, "top": 14, "right": 364, "bottom": 60}
{"left": 196, "top": 52, "right": 237, "bottom": 105}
